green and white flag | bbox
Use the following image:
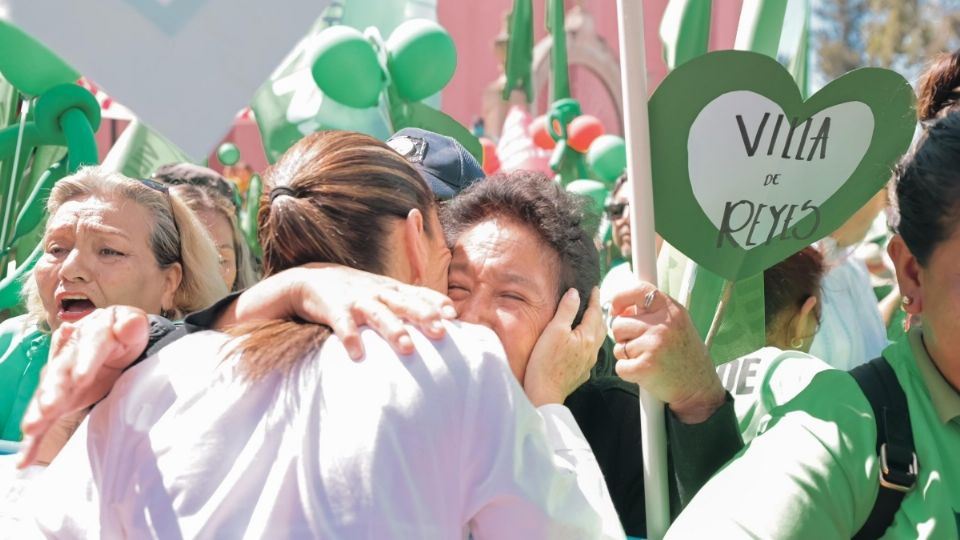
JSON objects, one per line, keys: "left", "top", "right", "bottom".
{"left": 101, "top": 119, "right": 192, "bottom": 180}
{"left": 785, "top": 0, "right": 810, "bottom": 98}
{"left": 659, "top": 0, "right": 712, "bottom": 70}
{"left": 734, "top": 0, "right": 788, "bottom": 58}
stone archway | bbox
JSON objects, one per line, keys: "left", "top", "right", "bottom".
{"left": 481, "top": 4, "right": 623, "bottom": 138}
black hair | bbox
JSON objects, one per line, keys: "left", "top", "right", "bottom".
{"left": 441, "top": 170, "right": 600, "bottom": 326}
{"left": 892, "top": 111, "right": 960, "bottom": 265}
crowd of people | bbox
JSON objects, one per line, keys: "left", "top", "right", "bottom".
{"left": 0, "top": 47, "right": 958, "bottom": 539}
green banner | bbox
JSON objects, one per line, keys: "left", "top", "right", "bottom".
{"left": 659, "top": 0, "right": 712, "bottom": 70}
{"left": 100, "top": 119, "right": 193, "bottom": 179}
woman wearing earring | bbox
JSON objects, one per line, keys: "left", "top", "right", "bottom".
{"left": 701, "top": 246, "right": 825, "bottom": 445}
{"left": 761, "top": 246, "right": 824, "bottom": 353}
{"left": 660, "top": 110, "right": 960, "bottom": 539}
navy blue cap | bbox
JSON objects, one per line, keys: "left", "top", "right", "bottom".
{"left": 387, "top": 128, "right": 485, "bottom": 200}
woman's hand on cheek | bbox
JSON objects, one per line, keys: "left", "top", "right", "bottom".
{"left": 524, "top": 288, "right": 603, "bottom": 407}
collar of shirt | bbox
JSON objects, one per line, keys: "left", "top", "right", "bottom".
{"left": 908, "top": 326, "right": 960, "bottom": 425}
{"left": 182, "top": 290, "right": 244, "bottom": 334}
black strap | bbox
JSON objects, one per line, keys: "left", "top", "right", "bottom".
{"left": 849, "top": 357, "right": 917, "bottom": 540}
{"left": 92, "top": 316, "right": 182, "bottom": 409}
{"left": 122, "top": 315, "right": 184, "bottom": 372}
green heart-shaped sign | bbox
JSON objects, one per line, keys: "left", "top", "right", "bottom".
{"left": 650, "top": 51, "right": 915, "bottom": 281}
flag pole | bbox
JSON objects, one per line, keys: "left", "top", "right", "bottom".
{"left": 615, "top": 0, "right": 668, "bottom": 538}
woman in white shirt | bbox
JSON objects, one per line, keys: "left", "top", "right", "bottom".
{"left": 18, "top": 131, "right": 623, "bottom": 539}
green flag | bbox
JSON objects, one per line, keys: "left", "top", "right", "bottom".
{"left": 101, "top": 119, "right": 192, "bottom": 179}
{"left": 502, "top": 0, "right": 534, "bottom": 102}
{"left": 0, "top": 74, "right": 24, "bottom": 258}
{"left": 734, "top": 0, "right": 788, "bottom": 58}
{"left": 546, "top": 0, "right": 570, "bottom": 101}
{"left": 659, "top": 0, "right": 712, "bottom": 70}
{"left": 658, "top": 244, "right": 765, "bottom": 363}
{"left": 786, "top": 0, "right": 810, "bottom": 98}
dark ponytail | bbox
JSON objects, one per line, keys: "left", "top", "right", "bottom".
{"left": 227, "top": 130, "right": 437, "bottom": 379}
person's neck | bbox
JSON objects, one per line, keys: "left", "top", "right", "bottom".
{"left": 921, "top": 331, "right": 960, "bottom": 394}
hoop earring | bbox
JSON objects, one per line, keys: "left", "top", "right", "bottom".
{"left": 790, "top": 337, "right": 804, "bottom": 349}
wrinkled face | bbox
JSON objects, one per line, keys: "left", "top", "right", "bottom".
{"left": 447, "top": 216, "right": 560, "bottom": 382}
{"left": 33, "top": 196, "right": 181, "bottom": 331}
{"left": 196, "top": 208, "right": 237, "bottom": 291}
{"left": 914, "top": 225, "right": 960, "bottom": 373}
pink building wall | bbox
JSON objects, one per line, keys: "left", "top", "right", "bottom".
{"left": 438, "top": 0, "right": 743, "bottom": 130}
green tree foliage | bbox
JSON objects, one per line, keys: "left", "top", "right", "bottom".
{"left": 815, "top": 0, "right": 960, "bottom": 80}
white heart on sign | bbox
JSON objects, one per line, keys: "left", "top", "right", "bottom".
{"left": 687, "top": 91, "right": 873, "bottom": 250}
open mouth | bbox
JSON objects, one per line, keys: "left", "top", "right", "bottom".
{"left": 57, "top": 295, "right": 97, "bottom": 322}
{"left": 62, "top": 298, "right": 96, "bottom": 312}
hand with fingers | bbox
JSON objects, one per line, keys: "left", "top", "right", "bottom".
{"left": 524, "top": 288, "right": 605, "bottom": 407}
{"left": 221, "top": 263, "right": 458, "bottom": 360}
{"left": 609, "top": 282, "right": 726, "bottom": 424}
{"left": 19, "top": 306, "right": 150, "bottom": 468}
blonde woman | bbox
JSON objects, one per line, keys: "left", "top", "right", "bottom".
{"left": 0, "top": 166, "right": 225, "bottom": 447}
{"left": 152, "top": 163, "right": 258, "bottom": 291}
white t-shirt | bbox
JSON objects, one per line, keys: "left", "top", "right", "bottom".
{"left": 22, "top": 322, "right": 624, "bottom": 540}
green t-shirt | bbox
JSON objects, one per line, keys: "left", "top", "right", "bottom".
{"left": 0, "top": 315, "right": 50, "bottom": 441}
{"left": 715, "top": 347, "right": 832, "bottom": 442}
{"left": 668, "top": 327, "right": 960, "bottom": 539}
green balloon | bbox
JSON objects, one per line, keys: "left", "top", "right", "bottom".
{"left": 311, "top": 26, "right": 385, "bottom": 109}
{"left": 386, "top": 19, "right": 456, "bottom": 102}
{"left": 566, "top": 179, "right": 609, "bottom": 215}
{"left": 587, "top": 135, "right": 627, "bottom": 184}
{"left": 0, "top": 21, "right": 79, "bottom": 96}
{"left": 218, "top": 142, "right": 241, "bottom": 166}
